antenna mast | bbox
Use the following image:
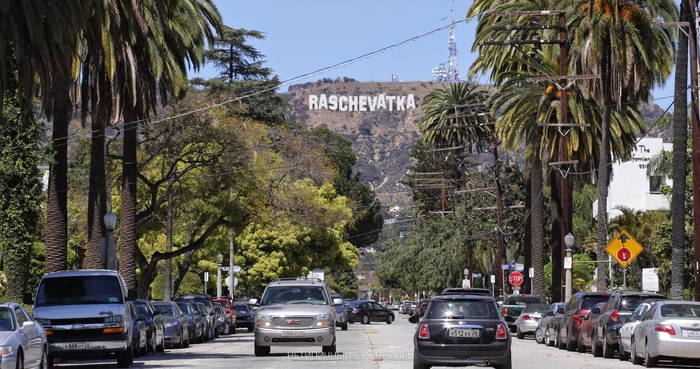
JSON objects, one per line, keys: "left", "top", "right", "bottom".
{"left": 432, "top": 0, "right": 460, "bottom": 82}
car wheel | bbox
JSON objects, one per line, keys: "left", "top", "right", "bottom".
{"left": 413, "top": 348, "right": 430, "bottom": 369}
{"left": 156, "top": 331, "right": 165, "bottom": 353}
{"left": 223, "top": 323, "right": 230, "bottom": 335}
{"left": 322, "top": 341, "right": 336, "bottom": 355}
{"left": 40, "top": 346, "right": 48, "bottom": 369}
{"left": 341, "top": 322, "right": 348, "bottom": 331}
{"left": 247, "top": 325, "right": 254, "bottom": 332}
{"left": 117, "top": 348, "right": 131, "bottom": 368}
{"left": 644, "top": 342, "right": 658, "bottom": 368}
{"left": 544, "top": 329, "right": 552, "bottom": 346}
{"left": 231, "top": 324, "right": 236, "bottom": 334}
{"left": 47, "top": 355, "right": 54, "bottom": 368}
{"left": 565, "top": 329, "right": 576, "bottom": 351}
{"left": 619, "top": 341, "right": 630, "bottom": 361}
{"left": 361, "top": 314, "right": 370, "bottom": 325}
{"left": 254, "top": 344, "right": 270, "bottom": 357}
{"left": 386, "top": 315, "right": 393, "bottom": 324}
{"left": 631, "top": 337, "right": 643, "bottom": 365}
{"left": 516, "top": 326, "right": 524, "bottom": 339}
{"left": 535, "top": 328, "right": 544, "bottom": 344}
{"left": 176, "top": 329, "right": 184, "bottom": 348}
{"left": 576, "top": 331, "right": 586, "bottom": 353}
{"left": 140, "top": 335, "right": 148, "bottom": 356}
{"left": 556, "top": 329, "right": 565, "bottom": 349}
{"left": 602, "top": 333, "right": 615, "bottom": 358}
{"left": 493, "top": 351, "right": 512, "bottom": 369}
{"left": 592, "top": 331, "right": 603, "bottom": 357}
{"left": 15, "top": 350, "right": 23, "bottom": 369}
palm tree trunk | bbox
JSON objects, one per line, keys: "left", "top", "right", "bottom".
{"left": 119, "top": 110, "right": 138, "bottom": 289}
{"left": 671, "top": 0, "right": 690, "bottom": 300}
{"left": 85, "top": 95, "right": 109, "bottom": 269}
{"left": 531, "top": 154, "right": 545, "bottom": 296}
{"left": 45, "top": 74, "right": 71, "bottom": 273}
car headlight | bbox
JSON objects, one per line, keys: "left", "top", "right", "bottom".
{"left": 165, "top": 321, "right": 178, "bottom": 328}
{"left": 0, "top": 346, "right": 13, "bottom": 356}
{"left": 315, "top": 314, "right": 333, "bottom": 327}
{"left": 256, "top": 314, "right": 272, "bottom": 327}
{"left": 218, "top": 316, "right": 225, "bottom": 323}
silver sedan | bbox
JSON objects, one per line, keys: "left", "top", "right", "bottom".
{"left": 515, "top": 303, "right": 549, "bottom": 339}
{"left": 0, "top": 302, "right": 48, "bottom": 369}
{"left": 618, "top": 301, "right": 653, "bottom": 360}
{"left": 631, "top": 300, "right": 700, "bottom": 366}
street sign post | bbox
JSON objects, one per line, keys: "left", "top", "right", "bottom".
{"left": 605, "top": 229, "right": 644, "bottom": 268}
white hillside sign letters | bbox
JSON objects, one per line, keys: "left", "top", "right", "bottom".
{"left": 308, "top": 94, "right": 416, "bottom": 111}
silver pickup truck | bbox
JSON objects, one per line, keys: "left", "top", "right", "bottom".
{"left": 24, "top": 269, "right": 138, "bottom": 368}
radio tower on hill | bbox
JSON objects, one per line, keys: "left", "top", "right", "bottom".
{"left": 432, "top": 0, "right": 460, "bottom": 82}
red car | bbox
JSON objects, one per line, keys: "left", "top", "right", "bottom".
{"left": 213, "top": 297, "right": 237, "bottom": 334}
{"left": 576, "top": 302, "right": 605, "bottom": 353}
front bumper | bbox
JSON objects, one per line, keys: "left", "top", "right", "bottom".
{"left": 254, "top": 326, "right": 335, "bottom": 347}
{"left": 48, "top": 337, "right": 129, "bottom": 359}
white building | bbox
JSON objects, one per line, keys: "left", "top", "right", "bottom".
{"left": 593, "top": 137, "right": 672, "bottom": 220}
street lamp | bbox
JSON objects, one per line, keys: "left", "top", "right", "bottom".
{"left": 216, "top": 253, "right": 224, "bottom": 298}
{"left": 104, "top": 212, "right": 117, "bottom": 270}
{"left": 564, "top": 232, "right": 575, "bottom": 302}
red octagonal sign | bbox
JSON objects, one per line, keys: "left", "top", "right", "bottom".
{"left": 508, "top": 271, "right": 523, "bottom": 287}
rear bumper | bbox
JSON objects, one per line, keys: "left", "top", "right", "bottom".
{"left": 414, "top": 340, "right": 511, "bottom": 366}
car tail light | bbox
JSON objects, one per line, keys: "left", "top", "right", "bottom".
{"left": 503, "top": 307, "right": 508, "bottom": 315}
{"left": 610, "top": 309, "right": 619, "bottom": 323}
{"left": 574, "top": 314, "right": 585, "bottom": 324}
{"left": 496, "top": 323, "right": 508, "bottom": 340}
{"left": 521, "top": 315, "right": 530, "bottom": 320}
{"left": 418, "top": 323, "right": 430, "bottom": 339}
{"left": 654, "top": 324, "right": 676, "bottom": 335}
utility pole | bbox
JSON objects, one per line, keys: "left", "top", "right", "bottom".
{"left": 689, "top": 0, "right": 700, "bottom": 301}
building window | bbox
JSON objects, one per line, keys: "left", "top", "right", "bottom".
{"left": 649, "top": 176, "right": 663, "bottom": 193}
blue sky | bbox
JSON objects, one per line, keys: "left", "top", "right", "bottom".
{"left": 195, "top": 0, "right": 677, "bottom": 108}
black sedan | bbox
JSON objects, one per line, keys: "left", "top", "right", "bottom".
{"left": 233, "top": 302, "right": 254, "bottom": 332}
{"left": 409, "top": 295, "right": 511, "bottom": 369}
{"left": 346, "top": 300, "right": 394, "bottom": 324}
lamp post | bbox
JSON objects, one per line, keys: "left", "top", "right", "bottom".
{"left": 104, "top": 212, "right": 117, "bottom": 270}
{"left": 564, "top": 232, "right": 575, "bottom": 302}
{"left": 216, "top": 253, "right": 223, "bottom": 298}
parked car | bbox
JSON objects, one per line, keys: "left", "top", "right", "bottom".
{"left": 346, "top": 300, "right": 395, "bottom": 324}
{"left": 134, "top": 299, "right": 165, "bottom": 353}
{"left": 330, "top": 294, "right": 348, "bottom": 330}
{"left": 212, "top": 302, "right": 230, "bottom": 335}
{"left": 399, "top": 301, "right": 412, "bottom": 314}
{"left": 543, "top": 302, "right": 568, "bottom": 347}
{"left": 514, "top": 303, "right": 549, "bottom": 339}
{"left": 557, "top": 291, "right": 612, "bottom": 351}
{"left": 409, "top": 295, "right": 511, "bottom": 369}
{"left": 592, "top": 291, "right": 666, "bottom": 358}
{"left": 176, "top": 301, "right": 204, "bottom": 343}
{"left": 213, "top": 298, "right": 236, "bottom": 334}
{"left": 416, "top": 300, "right": 430, "bottom": 317}
{"left": 617, "top": 301, "right": 654, "bottom": 360}
{"left": 128, "top": 301, "right": 147, "bottom": 358}
{"left": 0, "top": 302, "right": 48, "bottom": 369}
{"left": 151, "top": 301, "right": 189, "bottom": 348}
{"left": 630, "top": 300, "right": 700, "bottom": 366}
{"left": 499, "top": 294, "right": 543, "bottom": 333}
{"left": 194, "top": 302, "right": 215, "bottom": 341}
{"left": 535, "top": 302, "right": 565, "bottom": 345}
{"left": 233, "top": 302, "right": 254, "bottom": 332}
{"left": 575, "top": 301, "right": 606, "bottom": 353}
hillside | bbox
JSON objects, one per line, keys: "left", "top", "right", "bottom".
{"left": 283, "top": 79, "right": 669, "bottom": 208}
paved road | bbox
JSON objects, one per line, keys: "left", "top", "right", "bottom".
{"left": 49, "top": 314, "right": 696, "bottom": 369}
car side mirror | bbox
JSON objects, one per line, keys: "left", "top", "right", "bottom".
{"left": 332, "top": 298, "right": 344, "bottom": 306}
{"left": 248, "top": 298, "right": 258, "bottom": 305}
{"left": 590, "top": 307, "right": 600, "bottom": 315}
{"left": 631, "top": 314, "right": 641, "bottom": 322}
{"left": 556, "top": 307, "right": 564, "bottom": 314}
{"left": 546, "top": 311, "right": 554, "bottom": 316}
{"left": 408, "top": 315, "right": 420, "bottom": 324}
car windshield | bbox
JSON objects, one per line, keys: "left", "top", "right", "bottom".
{"left": 522, "top": 304, "right": 549, "bottom": 314}
{"left": 424, "top": 300, "right": 497, "bottom": 319}
{"left": 0, "top": 308, "right": 14, "bottom": 331}
{"left": 504, "top": 296, "right": 541, "bottom": 305}
{"left": 261, "top": 286, "right": 329, "bottom": 305}
{"left": 34, "top": 276, "right": 123, "bottom": 306}
{"left": 154, "top": 304, "right": 176, "bottom": 317}
{"left": 177, "top": 303, "right": 192, "bottom": 314}
{"left": 234, "top": 304, "right": 250, "bottom": 314}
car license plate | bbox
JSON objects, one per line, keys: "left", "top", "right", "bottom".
{"left": 64, "top": 343, "right": 91, "bottom": 350}
{"left": 686, "top": 330, "right": 700, "bottom": 337}
{"left": 449, "top": 328, "right": 479, "bottom": 338}
{"left": 281, "top": 331, "right": 305, "bottom": 337}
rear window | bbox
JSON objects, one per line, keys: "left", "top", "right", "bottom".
{"left": 580, "top": 296, "right": 610, "bottom": 310}
{"left": 424, "top": 300, "right": 498, "bottom": 319}
{"left": 618, "top": 295, "right": 664, "bottom": 312}
{"left": 504, "top": 296, "right": 541, "bottom": 305}
{"left": 35, "top": 275, "right": 123, "bottom": 306}
{"left": 660, "top": 304, "right": 700, "bottom": 318}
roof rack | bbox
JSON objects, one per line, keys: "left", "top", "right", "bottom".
{"left": 275, "top": 277, "right": 324, "bottom": 283}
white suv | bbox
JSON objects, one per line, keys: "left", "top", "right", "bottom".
{"left": 250, "top": 278, "right": 343, "bottom": 356}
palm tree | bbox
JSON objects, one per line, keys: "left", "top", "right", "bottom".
{"left": 1, "top": 2, "right": 85, "bottom": 273}
{"left": 564, "top": 0, "right": 677, "bottom": 291}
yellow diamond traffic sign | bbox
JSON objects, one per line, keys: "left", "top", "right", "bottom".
{"left": 605, "top": 229, "right": 643, "bottom": 268}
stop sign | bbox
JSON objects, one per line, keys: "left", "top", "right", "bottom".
{"left": 508, "top": 271, "right": 523, "bottom": 287}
